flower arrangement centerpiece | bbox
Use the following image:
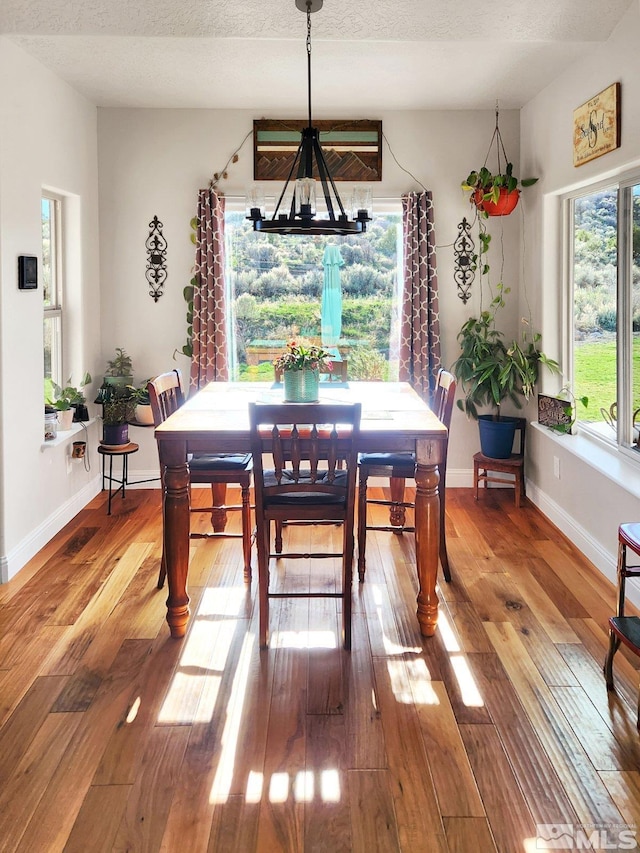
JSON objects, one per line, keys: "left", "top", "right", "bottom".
{"left": 274, "top": 340, "right": 333, "bottom": 402}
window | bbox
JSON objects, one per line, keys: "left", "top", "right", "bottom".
{"left": 224, "top": 205, "right": 403, "bottom": 382}
{"left": 569, "top": 175, "right": 640, "bottom": 452}
{"left": 42, "top": 193, "right": 63, "bottom": 390}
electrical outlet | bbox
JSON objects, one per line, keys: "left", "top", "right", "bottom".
{"left": 553, "top": 456, "right": 560, "bottom": 479}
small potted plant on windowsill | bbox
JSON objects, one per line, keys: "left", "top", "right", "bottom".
{"left": 47, "top": 372, "right": 92, "bottom": 429}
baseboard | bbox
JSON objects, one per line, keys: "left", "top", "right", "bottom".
{"left": 1, "top": 476, "right": 102, "bottom": 583}
{"left": 526, "top": 480, "right": 640, "bottom": 610}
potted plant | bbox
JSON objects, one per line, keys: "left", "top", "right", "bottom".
{"left": 133, "top": 381, "right": 154, "bottom": 425}
{"left": 462, "top": 162, "right": 538, "bottom": 217}
{"left": 273, "top": 339, "right": 333, "bottom": 402}
{"left": 99, "top": 383, "right": 137, "bottom": 445}
{"left": 47, "top": 372, "right": 92, "bottom": 428}
{"left": 452, "top": 285, "right": 559, "bottom": 458}
{"left": 103, "top": 347, "right": 133, "bottom": 386}
{"left": 462, "top": 107, "right": 537, "bottom": 217}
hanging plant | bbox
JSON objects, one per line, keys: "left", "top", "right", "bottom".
{"left": 174, "top": 217, "right": 199, "bottom": 360}
{"left": 462, "top": 107, "right": 538, "bottom": 218}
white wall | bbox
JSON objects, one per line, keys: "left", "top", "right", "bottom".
{"left": 97, "top": 106, "right": 523, "bottom": 478}
{"left": 521, "top": 1, "right": 640, "bottom": 596}
{"left": 0, "top": 39, "right": 102, "bottom": 580}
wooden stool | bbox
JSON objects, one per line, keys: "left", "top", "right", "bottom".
{"left": 473, "top": 418, "right": 526, "bottom": 508}
{"left": 604, "top": 522, "right": 640, "bottom": 729}
{"left": 97, "top": 442, "right": 139, "bottom": 515}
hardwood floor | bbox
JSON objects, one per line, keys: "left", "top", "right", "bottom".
{"left": 0, "top": 486, "right": 639, "bottom": 852}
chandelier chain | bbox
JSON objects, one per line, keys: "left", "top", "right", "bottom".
{"left": 306, "top": 4, "right": 312, "bottom": 127}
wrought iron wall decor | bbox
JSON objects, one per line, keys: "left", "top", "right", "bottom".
{"left": 453, "top": 217, "right": 475, "bottom": 304}
{"left": 145, "top": 215, "right": 167, "bottom": 302}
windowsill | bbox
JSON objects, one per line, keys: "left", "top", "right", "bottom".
{"left": 532, "top": 421, "right": 640, "bottom": 500}
{"left": 42, "top": 419, "right": 96, "bottom": 449}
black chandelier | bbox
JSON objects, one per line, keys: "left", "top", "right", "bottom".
{"left": 247, "top": 0, "right": 372, "bottom": 235}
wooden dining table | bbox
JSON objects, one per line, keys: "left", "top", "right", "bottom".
{"left": 154, "top": 381, "right": 448, "bottom": 640}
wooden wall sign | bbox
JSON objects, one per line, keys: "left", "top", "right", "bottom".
{"left": 538, "top": 394, "right": 572, "bottom": 431}
{"left": 254, "top": 119, "right": 382, "bottom": 182}
{"left": 573, "top": 82, "right": 620, "bottom": 167}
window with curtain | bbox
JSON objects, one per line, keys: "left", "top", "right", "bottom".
{"left": 568, "top": 174, "right": 640, "bottom": 453}
{"left": 223, "top": 204, "right": 403, "bottom": 382}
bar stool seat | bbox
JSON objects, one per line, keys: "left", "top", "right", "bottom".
{"left": 604, "top": 522, "right": 640, "bottom": 729}
{"left": 97, "top": 442, "right": 139, "bottom": 515}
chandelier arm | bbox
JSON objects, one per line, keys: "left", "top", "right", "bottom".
{"left": 271, "top": 137, "right": 305, "bottom": 219}
{"left": 312, "top": 134, "right": 338, "bottom": 220}
{"left": 313, "top": 135, "right": 347, "bottom": 218}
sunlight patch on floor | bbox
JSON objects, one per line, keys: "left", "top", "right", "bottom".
{"left": 294, "top": 771, "right": 314, "bottom": 802}
{"left": 126, "top": 696, "right": 141, "bottom": 724}
{"left": 210, "top": 631, "right": 256, "bottom": 804}
{"left": 437, "top": 611, "right": 461, "bottom": 653}
{"left": 320, "top": 769, "right": 341, "bottom": 803}
{"left": 371, "top": 583, "right": 421, "bottom": 655}
{"left": 269, "top": 772, "right": 290, "bottom": 803}
{"left": 158, "top": 586, "right": 246, "bottom": 724}
{"left": 387, "top": 659, "right": 439, "bottom": 705}
{"left": 273, "top": 631, "right": 337, "bottom": 649}
{"left": 450, "top": 655, "right": 484, "bottom": 707}
{"left": 245, "top": 771, "right": 264, "bottom": 804}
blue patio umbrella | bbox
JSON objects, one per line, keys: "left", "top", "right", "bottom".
{"left": 321, "top": 244, "right": 344, "bottom": 355}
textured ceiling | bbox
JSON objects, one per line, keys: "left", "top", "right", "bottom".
{"left": 1, "top": 0, "right": 634, "bottom": 110}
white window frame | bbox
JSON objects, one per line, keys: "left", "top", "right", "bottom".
{"left": 43, "top": 192, "right": 64, "bottom": 387}
{"left": 565, "top": 168, "right": 640, "bottom": 462}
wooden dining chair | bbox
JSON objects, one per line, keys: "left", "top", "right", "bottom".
{"left": 357, "top": 369, "right": 456, "bottom": 583}
{"left": 148, "top": 369, "right": 254, "bottom": 588}
{"left": 249, "top": 401, "right": 361, "bottom": 649}
{"left": 604, "top": 522, "right": 640, "bottom": 729}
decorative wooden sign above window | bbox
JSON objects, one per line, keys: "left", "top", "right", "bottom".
{"left": 573, "top": 82, "right": 621, "bottom": 167}
{"left": 253, "top": 119, "right": 382, "bottom": 182}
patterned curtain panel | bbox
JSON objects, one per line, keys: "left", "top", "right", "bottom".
{"left": 399, "top": 191, "right": 442, "bottom": 402}
{"left": 189, "top": 189, "right": 229, "bottom": 391}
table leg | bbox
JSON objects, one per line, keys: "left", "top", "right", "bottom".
{"left": 160, "top": 440, "right": 191, "bottom": 638}
{"left": 414, "top": 439, "right": 442, "bottom": 637}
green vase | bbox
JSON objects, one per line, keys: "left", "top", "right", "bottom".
{"left": 283, "top": 368, "right": 320, "bottom": 403}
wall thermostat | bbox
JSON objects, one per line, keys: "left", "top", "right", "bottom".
{"left": 18, "top": 255, "right": 38, "bottom": 290}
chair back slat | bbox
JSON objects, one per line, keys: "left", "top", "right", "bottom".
{"left": 433, "top": 369, "right": 456, "bottom": 430}
{"left": 249, "top": 402, "right": 361, "bottom": 510}
{"left": 147, "top": 369, "right": 185, "bottom": 426}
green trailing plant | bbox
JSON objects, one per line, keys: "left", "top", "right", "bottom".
{"left": 175, "top": 217, "right": 198, "bottom": 360}
{"left": 546, "top": 385, "right": 589, "bottom": 435}
{"left": 451, "top": 284, "right": 560, "bottom": 420}
{"left": 46, "top": 372, "right": 92, "bottom": 410}
{"left": 462, "top": 163, "right": 538, "bottom": 217}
